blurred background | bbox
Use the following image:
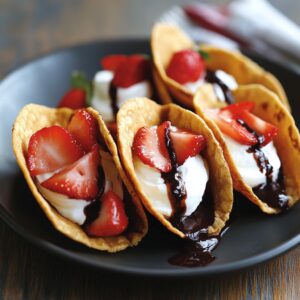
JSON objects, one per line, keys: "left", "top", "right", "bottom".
{"left": 1, "top": 0, "right": 300, "bottom": 78}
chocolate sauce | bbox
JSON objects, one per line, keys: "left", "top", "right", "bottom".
{"left": 161, "top": 126, "right": 187, "bottom": 215}
{"left": 168, "top": 189, "right": 225, "bottom": 267}
{"left": 161, "top": 125, "right": 223, "bottom": 267}
{"left": 108, "top": 82, "right": 118, "bottom": 118}
{"left": 205, "top": 70, "right": 235, "bottom": 104}
{"left": 236, "top": 119, "right": 289, "bottom": 209}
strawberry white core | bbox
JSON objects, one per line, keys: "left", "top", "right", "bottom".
{"left": 91, "top": 70, "right": 152, "bottom": 122}
{"left": 223, "top": 134, "right": 281, "bottom": 187}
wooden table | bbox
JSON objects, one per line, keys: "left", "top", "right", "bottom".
{"left": 1, "top": 0, "right": 300, "bottom": 299}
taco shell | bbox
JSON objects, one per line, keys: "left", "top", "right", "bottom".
{"left": 151, "top": 23, "right": 289, "bottom": 110}
{"left": 117, "top": 98, "right": 233, "bottom": 237}
{"left": 194, "top": 84, "right": 300, "bottom": 213}
{"left": 12, "top": 104, "right": 148, "bottom": 252}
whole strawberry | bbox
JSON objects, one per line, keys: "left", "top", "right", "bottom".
{"left": 166, "top": 49, "right": 205, "bottom": 84}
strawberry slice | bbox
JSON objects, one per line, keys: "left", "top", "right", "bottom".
{"left": 27, "top": 126, "right": 84, "bottom": 176}
{"left": 156, "top": 121, "right": 171, "bottom": 160}
{"left": 85, "top": 189, "right": 128, "bottom": 237}
{"left": 112, "top": 55, "right": 151, "bottom": 88}
{"left": 170, "top": 129, "right": 206, "bottom": 165}
{"left": 166, "top": 49, "right": 205, "bottom": 84}
{"left": 41, "top": 145, "right": 99, "bottom": 200}
{"left": 132, "top": 126, "right": 171, "bottom": 172}
{"left": 205, "top": 108, "right": 257, "bottom": 145}
{"left": 68, "top": 109, "right": 98, "bottom": 152}
{"left": 101, "top": 55, "right": 127, "bottom": 71}
{"left": 220, "top": 101, "right": 255, "bottom": 115}
{"left": 237, "top": 111, "right": 278, "bottom": 146}
{"left": 57, "top": 88, "right": 86, "bottom": 109}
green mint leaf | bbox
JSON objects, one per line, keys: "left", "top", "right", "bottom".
{"left": 71, "top": 71, "right": 93, "bottom": 106}
{"left": 198, "top": 49, "right": 210, "bottom": 62}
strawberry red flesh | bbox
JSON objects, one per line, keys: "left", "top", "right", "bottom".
{"left": 27, "top": 125, "right": 84, "bottom": 176}
{"left": 57, "top": 88, "right": 86, "bottom": 109}
{"left": 156, "top": 121, "right": 172, "bottom": 160}
{"left": 220, "top": 101, "right": 255, "bottom": 115}
{"left": 41, "top": 145, "right": 99, "bottom": 200}
{"left": 68, "top": 109, "right": 98, "bottom": 152}
{"left": 170, "top": 129, "right": 206, "bottom": 165}
{"left": 112, "top": 55, "right": 151, "bottom": 88}
{"left": 132, "top": 126, "right": 171, "bottom": 172}
{"left": 166, "top": 49, "right": 205, "bottom": 84}
{"left": 101, "top": 55, "right": 127, "bottom": 71}
{"left": 85, "top": 189, "right": 128, "bottom": 237}
{"left": 237, "top": 111, "right": 278, "bottom": 146}
{"left": 205, "top": 108, "right": 258, "bottom": 145}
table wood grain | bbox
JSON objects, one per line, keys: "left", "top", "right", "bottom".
{"left": 1, "top": 0, "right": 300, "bottom": 299}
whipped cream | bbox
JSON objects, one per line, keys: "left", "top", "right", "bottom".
{"left": 91, "top": 70, "right": 152, "bottom": 122}
{"left": 212, "top": 70, "right": 238, "bottom": 103}
{"left": 134, "top": 155, "right": 209, "bottom": 218}
{"left": 184, "top": 77, "right": 205, "bottom": 93}
{"left": 223, "top": 135, "right": 281, "bottom": 188}
{"left": 183, "top": 69, "right": 237, "bottom": 98}
{"left": 36, "top": 149, "right": 124, "bottom": 225}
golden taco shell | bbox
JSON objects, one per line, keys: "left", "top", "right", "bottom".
{"left": 194, "top": 84, "right": 300, "bottom": 214}
{"left": 12, "top": 104, "right": 148, "bottom": 252}
{"left": 151, "top": 23, "right": 289, "bottom": 110}
{"left": 117, "top": 98, "right": 233, "bottom": 237}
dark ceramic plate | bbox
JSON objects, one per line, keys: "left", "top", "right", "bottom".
{"left": 0, "top": 40, "right": 299, "bottom": 277}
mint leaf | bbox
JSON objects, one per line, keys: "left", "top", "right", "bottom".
{"left": 71, "top": 71, "right": 93, "bottom": 106}
{"left": 198, "top": 49, "right": 210, "bottom": 62}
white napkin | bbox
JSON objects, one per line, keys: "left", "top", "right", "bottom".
{"left": 158, "top": 1, "right": 300, "bottom": 71}
{"left": 227, "top": 0, "right": 300, "bottom": 60}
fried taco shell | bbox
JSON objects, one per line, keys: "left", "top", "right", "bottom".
{"left": 117, "top": 98, "right": 233, "bottom": 237}
{"left": 194, "top": 84, "right": 300, "bottom": 213}
{"left": 151, "top": 23, "right": 289, "bottom": 110}
{"left": 12, "top": 104, "right": 148, "bottom": 252}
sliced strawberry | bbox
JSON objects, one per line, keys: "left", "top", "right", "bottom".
{"left": 237, "top": 111, "right": 278, "bottom": 146}
{"left": 132, "top": 126, "right": 171, "bottom": 172}
{"left": 101, "top": 55, "right": 127, "bottom": 71}
{"left": 166, "top": 49, "right": 205, "bottom": 84}
{"left": 27, "top": 126, "right": 84, "bottom": 176}
{"left": 57, "top": 88, "right": 86, "bottom": 109}
{"left": 41, "top": 145, "right": 99, "bottom": 200}
{"left": 68, "top": 109, "right": 98, "bottom": 152}
{"left": 170, "top": 129, "right": 206, "bottom": 165}
{"left": 205, "top": 108, "right": 257, "bottom": 145}
{"left": 85, "top": 189, "right": 128, "bottom": 237}
{"left": 220, "top": 101, "right": 255, "bottom": 115}
{"left": 112, "top": 55, "right": 151, "bottom": 88}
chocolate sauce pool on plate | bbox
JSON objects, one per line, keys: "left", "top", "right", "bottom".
{"left": 205, "top": 70, "right": 235, "bottom": 104}
{"left": 236, "top": 119, "right": 289, "bottom": 209}
{"left": 161, "top": 125, "right": 223, "bottom": 267}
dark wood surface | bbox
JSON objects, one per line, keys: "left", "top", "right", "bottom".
{"left": 1, "top": 0, "right": 300, "bottom": 299}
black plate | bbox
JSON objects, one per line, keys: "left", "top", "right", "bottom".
{"left": 0, "top": 39, "right": 300, "bottom": 277}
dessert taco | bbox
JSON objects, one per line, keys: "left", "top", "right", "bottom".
{"left": 151, "top": 23, "right": 289, "bottom": 110}
{"left": 194, "top": 84, "right": 300, "bottom": 214}
{"left": 12, "top": 104, "right": 147, "bottom": 252}
{"left": 117, "top": 98, "right": 233, "bottom": 238}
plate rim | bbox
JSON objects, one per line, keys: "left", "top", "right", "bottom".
{"left": 1, "top": 38, "right": 300, "bottom": 277}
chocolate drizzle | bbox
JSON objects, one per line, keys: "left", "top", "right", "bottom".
{"left": 161, "top": 126, "right": 187, "bottom": 215}
{"left": 109, "top": 82, "right": 118, "bottom": 118}
{"left": 205, "top": 70, "right": 235, "bottom": 104}
{"left": 236, "top": 119, "right": 289, "bottom": 209}
{"left": 160, "top": 125, "right": 224, "bottom": 267}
